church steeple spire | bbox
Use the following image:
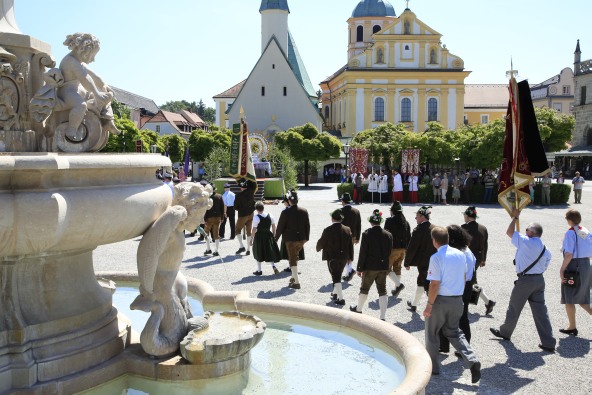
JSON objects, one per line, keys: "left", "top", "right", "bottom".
{"left": 575, "top": 39, "right": 581, "bottom": 64}
{"left": 259, "top": 0, "right": 290, "bottom": 12}
{"left": 260, "top": 0, "right": 289, "bottom": 55}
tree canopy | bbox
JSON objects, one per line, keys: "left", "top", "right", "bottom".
{"left": 188, "top": 129, "right": 231, "bottom": 162}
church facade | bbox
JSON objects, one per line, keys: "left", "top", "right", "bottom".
{"left": 213, "top": 0, "right": 322, "bottom": 139}
{"left": 320, "top": 1, "right": 470, "bottom": 136}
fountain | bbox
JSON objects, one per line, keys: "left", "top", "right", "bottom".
{"left": 0, "top": 1, "right": 431, "bottom": 393}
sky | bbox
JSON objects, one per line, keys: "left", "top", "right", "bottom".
{"left": 12, "top": 0, "right": 592, "bottom": 108}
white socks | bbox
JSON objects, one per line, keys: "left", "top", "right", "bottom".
{"left": 237, "top": 235, "right": 244, "bottom": 248}
{"left": 388, "top": 272, "right": 401, "bottom": 287}
{"left": 291, "top": 266, "right": 300, "bottom": 284}
{"left": 412, "top": 287, "right": 424, "bottom": 307}
{"left": 355, "top": 294, "right": 369, "bottom": 312}
{"left": 214, "top": 239, "right": 220, "bottom": 253}
{"left": 379, "top": 295, "right": 388, "bottom": 320}
{"left": 480, "top": 290, "right": 490, "bottom": 304}
{"left": 247, "top": 236, "right": 252, "bottom": 252}
{"left": 205, "top": 237, "right": 211, "bottom": 251}
{"left": 257, "top": 261, "right": 262, "bottom": 271}
{"left": 333, "top": 283, "right": 343, "bottom": 300}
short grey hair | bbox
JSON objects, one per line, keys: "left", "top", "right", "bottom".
{"left": 526, "top": 223, "right": 543, "bottom": 237}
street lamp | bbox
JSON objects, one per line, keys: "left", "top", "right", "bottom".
{"left": 342, "top": 143, "right": 350, "bottom": 183}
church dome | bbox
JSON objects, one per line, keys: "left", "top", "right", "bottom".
{"left": 260, "top": 0, "right": 290, "bottom": 12}
{"left": 351, "top": 0, "right": 396, "bottom": 18}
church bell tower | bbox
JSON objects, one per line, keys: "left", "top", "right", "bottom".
{"left": 260, "top": 0, "right": 290, "bottom": 55}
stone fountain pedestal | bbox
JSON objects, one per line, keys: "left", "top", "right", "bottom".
{"left": 0, "top": 153, "right": 171, "bottom": 392}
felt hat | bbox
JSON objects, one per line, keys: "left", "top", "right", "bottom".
{"left": 340, "top": 192, "right": 353, "bottom": 203}
{"left": 224, "top": 183, "right": 231, "bottom": 188}
{"left": 287, "top": 189, "right": 298, "bottom": 202}
{"left": 199, "top": 179, "right": 208, "bottom": 186}
{"left": 417, "top": 205, "right": 432, "bottom": 219}
{"left": 368, "top": 209, "right": 384, "bottom": 224}
{"left": 331, "top": 208, "right": 344, "bottom": 220}
{"left": 390, "top": 201, "right": 402, "bottom": 212}
{"left": 463, "top": 206, "right": 478, "bottom": 218}
{"left": 238, "top": 179, "right": 248, "bottom": 188}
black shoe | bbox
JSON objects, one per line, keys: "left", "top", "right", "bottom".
{"left": 204, "top": 250, "right": 212, "bottom": 255}
{"left": 198, "top": 236, "right": 205, "bottom": 241}
{"left": 391, "top": 284, "right": 405, "bottom": 298}
{"left": 349, "top": 305, "right": 361, "bottom": 313}
{"left": 212, "top": 251, "right": 219, "bottom": 256}
{"left": 470, "top": 361, "right": 481, "bottom": 383}
{"left": 288, "top": 282, "right": 301, "bottom": 289}
{"left": 407, "top": 301, "right": 417, "bottom": 312}
{"left": 245, "top": 251, "right": 250, "bottom": 256}
{"left": 284, "top": 267, "right": 292, "bottom": 273}
{"left": 559, "top": 328, "right": 578, "bottom": 336}
{"left": 330, "top": 293, "right": 337, "bottom": 301}
{"left": 333, "top": 298, "right": 345, "bottom": 306}
{"left": 342, "top": 270, "right": 355, "bottom": 282}
{"left": 490, "top": 328, "right": 510, "bottom": 340}
{"left": 253, "top": 271, "right": 263, "bottom": 276}
{"left": 454, "top": 351, "right": 463, "bottom": 358}
{"left": 538, "top": 344, "right": 555, "bottom": 353}
{"left": 189, "top": 232, "right": 195, "bottom": 237}
{"left": 235, "top": 247, "right": 246, "bottom": 254}
{"left": 485, "top": 300, "right": 496, "bottom": 315}
{"left": 439, "top": 348, "right": 450, "bottom": 354}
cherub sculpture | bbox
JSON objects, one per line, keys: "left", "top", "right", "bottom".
{"left": 131, "top": 182, "right": 212, "bottom": 357}
{"left": 30, "top": 33, "right": 119, "bottom": 152}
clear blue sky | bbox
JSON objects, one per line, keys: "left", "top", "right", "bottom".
{"left": 14, "top": 0, "right": 590, "bottom": 108}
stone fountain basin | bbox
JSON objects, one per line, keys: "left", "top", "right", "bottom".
{"left": 180, "top": 311, "right": 266, "bottom": 365}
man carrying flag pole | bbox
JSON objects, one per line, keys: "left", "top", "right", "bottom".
{"left": 230, "top": 107, "right": 257, "bottom": 255}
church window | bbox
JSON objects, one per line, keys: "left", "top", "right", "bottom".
{"left": 272, "top": 64, "right": 275, "bottom": 69}
{"left": 428, "top": 98, "right": 438, "bottom": 121}
{"left": 430, "top": 49, "right": 437, "bottom": 64}
{"left": 562, "top": 85, "right": 570, "bottom": 95}
{"left": 405, "top": 45, "right": 410, "bottom": 50}
{"left": 373, "top": 25, "right": 381, "bottom": 34}
{"left": 261, "top": 86, "right": 266, "bottom": 96}
{"left": 481, "top": 115, "right": 489, "bottom": 124}
{"left": 356, "top": 26, "right": 364, "bottom": 42}
{"left": 324, "top": 106, "right": 330, "bottom": 122}
{"left": 401, "top": 98, "right": 412, "bottom": 122}
{"left": 283, "top": 87, "right": 287, "bottom": 96}
{"left": 580, "top": 86, "right": 586, "bottom": 105}
{"left": 404, "top": 20, "right": 410, "bottom": 35}
{"left": 374, "top": 98, "right": 385, "bottom": 121}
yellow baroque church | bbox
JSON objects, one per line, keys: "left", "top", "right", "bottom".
{"left": 320, "top": 1, "right": 470, "bottom": 136}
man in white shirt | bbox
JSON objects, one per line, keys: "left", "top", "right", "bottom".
{"left": 219, "top": 183, "right": 236, "bottom": 239}
{"left": 392, "top": 169, "right": 403, "bottom": 202}
{"left": 423, "top": 227, "right": 481, "bottom": 382}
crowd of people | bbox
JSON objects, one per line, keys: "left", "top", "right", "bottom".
{"left": 168, "top": 173, "right": 590, "bottom": 384}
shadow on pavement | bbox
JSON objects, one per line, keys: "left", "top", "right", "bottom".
{"left": 557, "top": 336, "right": 591, "bottom": 358}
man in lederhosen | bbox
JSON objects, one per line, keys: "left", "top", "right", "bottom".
{"left": 275, "top": 190, "right": 310, "bottom": 289}
{"left": 203, "top": 182, "right": 224, "bottom": 256}
{"left": 384, "top": 201, "right": 411, "bottom": 298}
{"left": 316, "top": 208, "right": 354, "bottom": 305}
{"left": 219, "top": 183, "right": 235, "bottom": 239}
{"left": 234, "top": 179, "right": 256, "bottom": 255}
{"left": 404, "top": 205, "right": 436, "bottom": 312}
{"left": 340, "top": 192, "right": 361, "bottom": 282}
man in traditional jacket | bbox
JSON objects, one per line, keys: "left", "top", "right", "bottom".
{"left": 340, "top": 192, "right": 361, "bottom": 282}
{"left": 234, "top": 179, "right": 256, "bottom": 255}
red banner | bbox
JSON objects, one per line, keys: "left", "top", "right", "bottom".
{"left": 349, "top": 148, "right": 369, "bottom": 175}
{"left": 401, "top": 149, "right": 420, "bottom": 174}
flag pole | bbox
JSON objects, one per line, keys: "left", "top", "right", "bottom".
{"left": 507, "top": 60, "right": 520, "bottom": 232}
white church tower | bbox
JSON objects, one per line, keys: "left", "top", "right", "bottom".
{"left": 260, "top": 0, "right": 289, "bottom": 55}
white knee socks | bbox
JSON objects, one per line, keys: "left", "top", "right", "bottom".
{"left": 237, "top": 235, "right": 244, "bottom": 248}
{"left": 257, "top": 261, "right": 262, "bottom": 271}
{"left": 333, "top": 283, "right": 343, "bottom": 300}
{"left": 379, "top": 295, "right": 388, "bottom": 320}
{"left": 480, "top": 289, "right": 490, "bottom": 304}
{"left": 356, "top": 294, "right": 369, "bottom": 312}
{"left": 247, "top": 236, "right": 252, "bottom": 252}
{"left": 388, "top": 272, "right": 401, "bottom": 287}
{"left": 214, "top": 239, "right": 220, "bottom": 253}
{"left": 291, "top": 266, "right": 299, "bottom": 284}
{"left": 412, "top": 287, "right": 424, "bottom": 306}
{"left": 205, "top": 237, "right": 211, "bottom": 251}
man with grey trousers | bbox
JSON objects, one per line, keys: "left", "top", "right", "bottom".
{"left": 490, "top": 208, "right": 556, "bottom": 353}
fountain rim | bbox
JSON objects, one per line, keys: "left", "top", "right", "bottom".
{"left": 99, "top": 271, "right": 432, "bottom": 395}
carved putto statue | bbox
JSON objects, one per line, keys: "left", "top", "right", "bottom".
{"left": 131, "top": 182, "right": 212, "bottom": 357}
{"left": 30, "top": 33, "right": 119, "bottom": 152}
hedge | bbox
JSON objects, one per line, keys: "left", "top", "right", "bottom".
{"left": 337, "top": 182, "right": 571, "bottom": 205}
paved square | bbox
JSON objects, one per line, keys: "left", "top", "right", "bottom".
{"left": 95, "top": 183, "right": 592, "bottom": 394}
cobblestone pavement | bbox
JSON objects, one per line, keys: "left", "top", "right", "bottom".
{"left": 95, "top": 183, "right": 592, "bottom": 395}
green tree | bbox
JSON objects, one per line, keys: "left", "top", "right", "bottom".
{"left": 203, "top": 146, "right": 230, "bottom": 180}
{"left": 103, "top": 116, "right": 142, "bottom": 152}
{"left": 161, "top": 134, "right": 187, "bottom": 164}
{"left": 535, "top": 106, "right": 574, "bottom": 152}
{"left": 274, "top": 123, "right": 341, "bottom": 186}
{"left": 188, "top": 129, "right": 231, "bottom": 162}
{"left": 111, "top": 99, "right": 131, "bottom": 120}
{"left": 264, "top": 145, "right": 298, "bottom": 191}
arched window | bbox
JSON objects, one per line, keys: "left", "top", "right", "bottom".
{"left": 324, "top": 106, "right": 330, "bottom": 123}
{"left": 401, "top": 98, "right": 412, "bottom": 122}
{"left": 376, "top": 48, "right": 384, "bottom": 64}
{"left": 373, "top": 25, "right": 381, "bottom": 34}
{"left": 430, "top": 49, "right": 437, "bottom": 64}
{"left": 587, "top": 126, "right": 592, "bottom": 146}
{"left": 374, "top": 98, "right": 385, "bottom": 121}
{"left": 404, "top": 20, "right": 410, "bottom": 34}
{"left": 428, "top": 98, "right": 438, "bottom": 121}
{"left": 356, "top": 26, "right": 364, "bottom": 42}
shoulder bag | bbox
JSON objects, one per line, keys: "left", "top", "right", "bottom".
{"left": 563, "top": 230, "right": 580, "bottom": 288}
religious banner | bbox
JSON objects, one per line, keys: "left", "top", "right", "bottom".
{"left": 401, "top": 149, "right": 420, "bottom": 174}
{"left": 349, "top": 147, "right": 369, "bottom": 175}
{"left": 229, "top": 108, "right": 257, "bottom": 184}
{"left": 497, "top": 77, "right": 549, "bottom": 216}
